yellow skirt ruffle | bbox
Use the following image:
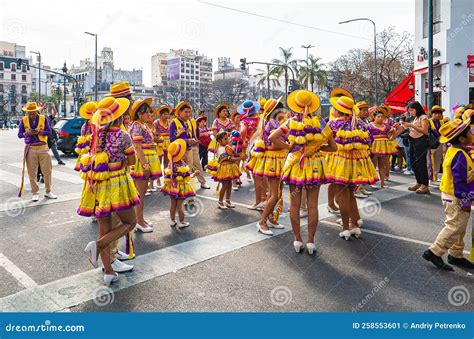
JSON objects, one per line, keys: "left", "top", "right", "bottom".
{"left": 213, "top": 161, "right": 241, "bottom": 182}
{"left": 281, "top": 151, "right": 329, "bottom": 186}
{"left": 246, "top": 149, "right": 287, "bottom": 178}
{"left": 77, "top": 168, "right": 140, "bottom": 218}
{"left": 326, "top": 150, "right": 378, "bottom": 185}
{"left": 161, "top": 180, "right": 195, "bottom": 200}
{"left": 371, "top": 139, "right": 397, "bottom": 155}
{"left": 130, "top": 148, "right": 162, "bottom": 180}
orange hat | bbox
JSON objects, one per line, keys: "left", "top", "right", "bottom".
{"left": 330, "top": 96, "right": 359, "bottom": 115}
{"left": 79, "top": 101, "right": 98, "bottom": 120}
{"left": 130, "top": 98, "right": 153, "bottom": 121}
{"left": 91, "top": 97, "right": 130, "bottom": 126}
{"left": 287, "top": 90, "right": 320, "bottom": 114}
{"left": 107, "top": 81, "right": 133, "bottom": 98}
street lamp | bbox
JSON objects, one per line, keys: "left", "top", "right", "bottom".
{"left": 301, "top": 44, "right": 314, "bottom": 90}
{"left": 30, "top": 51, "right": 41, "bottom": 100}
{"left": 84, "top": 31, "right": 98, "bottom": 101}
{"left": 339, "top": 18, "right": 378, "bottom": 104}
{"left": 62, "top": 61, "right": 68, "bottom": 117}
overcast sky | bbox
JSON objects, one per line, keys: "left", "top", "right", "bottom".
{"left": 1, "top": 0, "right": 414, "bottom": 86}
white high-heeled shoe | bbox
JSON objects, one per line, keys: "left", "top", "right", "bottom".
{"left": 103, "top": 272, "right": 119, "bottom": 286}
{"left": 350, "top": 227, "right": 362, "bottom": 238}
{"left": 84, "top": 241, "right": 99, "bottom": 268}
{"left": 293, "top": 241, "right": 304, "bottom": 253}
{"left": 357, "top": 219, "right": 363, "bottom": 227}
{"left": 327, "top": 205, "right": 340, "bottom": 214}
{"left": 268, "top": 218, "right": 285, "bottom": 229}
{"left": 306, "top": 242, "right": 317, "bottom": 255}
{"left": 339, "top": 230, "right": 351, "bottom": 241}
{"left": 256, "top": 222, "right": 273, "bottom": 235}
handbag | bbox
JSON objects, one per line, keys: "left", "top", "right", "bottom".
{"left": 428, "top": 127, "right": 440, "bottom": 149}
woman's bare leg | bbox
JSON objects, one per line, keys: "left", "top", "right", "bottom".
{"left": 289, "top": 185, "right": 302, "bottom": 242}
{"left": 134, "top": 179, "right": 148, "bottom": 224}
{"left": 306, "top": 185, "right": 320, "bottom": 243}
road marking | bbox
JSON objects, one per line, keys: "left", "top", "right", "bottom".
{"left": 0, "top": 192, "right": 82, "bottom": 213}
{"left": 0, "top": 183, "right": 418, "bottom": 312}
{"left": 196, "top": 194, "right": 253, "bottom": 209}
{"left": 8, "top": 162, "right": 83, "bottom": 184}
{"left": 322, "top": 220, "right": 470, "bottom": 256}
{"left": 0, "top": 253, "right": 38, "bottom": 289}
{"left": 0, "top": 170, "right": 30, "bottom": 190}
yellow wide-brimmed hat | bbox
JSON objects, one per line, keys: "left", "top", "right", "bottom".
{"left": 130, "top": 98, "right": 153, "bottom": 121}
{"left": 377, "top": 104, "right": 392, "bottom": 117}
{"left": 439, "top": 117, "right": 471, "bottom": 144}
{"left": 167, "top": 139, "right": 187, "bottom": 162}
{"left": 22, "top": 102, "right": 43, "bottom": 113}
{"left": 230, "top": 111, "right": 239, "bottom": 120}
{"left": 91, "top": 97, "right": 130, "bottom": 126}
{"left": 461, "top": 109, "right": 473, "bottom": 121}
{"left": 79, "top": 101, "right": 98, "bottom": 120}
{"left": 263, "top": 97, "right": 283, "bottom": 118}
{"left": 175, "top": 101, "right": 192, "bottom": 115}
{"left": 107, "top": 81, "right": 133, "bottom": 98}
{"left": 330, "top": 88, "right": 354, "bottom": 100}
{"left": 258, "top": 97, "right": 267, "bottom": 107}
{"left": 287, "top": 90, "right": 320, "bottom": 114}
{"left": 156, "top": 105, "right": 172, "bottom": 116}
{"left": 330, "top": 96, "right": 359, "bottom": 116}
{"left": 214, "top": 103, "right": 229, "bottom": 116}
{"left": 356, "top": 101, "right": 370, "bottom": 109}
{"left": 430, "top": 105, "right": 445, "bottom": 113}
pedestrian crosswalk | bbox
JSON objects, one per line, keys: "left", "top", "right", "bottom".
{"left": 7, "top": 162, "right": 83, "bottom": 185}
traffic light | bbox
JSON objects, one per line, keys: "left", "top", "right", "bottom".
{"left": 16, "top": 58, "right": 23, "bottom": 67}
{"left": 288, "top": 79, "right": 298, "bottom": 93}
{"left": 240, "top": 58, "right": 246, "bottom": 71}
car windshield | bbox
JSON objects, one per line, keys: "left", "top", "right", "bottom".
{"left": 54, "top": 120, "right": 68, "bottom": 130}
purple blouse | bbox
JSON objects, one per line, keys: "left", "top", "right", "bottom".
{"left": 81, "top": 120, "right": 92, "bottom": 136}
{"left": 98, "top": 127, "right": 135, "bottom": 163}
{"left": 129, "top": 121, "right": 154, "bottom": 144}
{"left": 264, "top": 119, "right": 283, "bottom": 146}
{"left": 368, "top": 123, "right": 391, "bottom": 137}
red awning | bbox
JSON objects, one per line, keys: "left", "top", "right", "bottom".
{"left": 468, "top": 55, "right": 474, "bottom": 68}
{"left": 383, "top": 72, "right": 415, "bottom": 114}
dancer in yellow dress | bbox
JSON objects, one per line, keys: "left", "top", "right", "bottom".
{"left": 78, "top": 97, "right": 139, "bottom": 285}
{"left": 161, "top": 139, "right": 198, "bottom": 228}
{"left": 154, "top": 105, "right": 172, "bottom": 187}
{"left": 269, "top": 90, "right": 337, "bottom": 254}
{"left": 129, "top": 98, "right": 162, "bottom": 233}
{"left": 74, "top": 102, "right": 96, "bottom": 172}
{"left": 326, "top": 96, "right": 378, "bottom": 240}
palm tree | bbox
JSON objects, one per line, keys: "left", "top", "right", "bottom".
{"left": 271, "top": 47, "right": 294, "bottom": 97}
{"left": 255, "top": 66, "right": 280, "bottom": 98}
{"left": 298, "top": 55, "right": 327, "bottom": 92}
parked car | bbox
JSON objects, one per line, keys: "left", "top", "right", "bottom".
{"left": 54, "top": 117, "right": 86, "bottom": 155}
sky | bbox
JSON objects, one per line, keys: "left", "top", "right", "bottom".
{"left": 1, "top": 0, "right": 414, "bottom": 86}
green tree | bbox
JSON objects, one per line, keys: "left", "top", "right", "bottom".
{"left": 298, "top": 55, "right": 327, "bottom": 92}
{"left": 271, "top": 47, "right": 294, "bottom": 98}
{"left": 255, "top": 66, "right": 280, "bottom": 98}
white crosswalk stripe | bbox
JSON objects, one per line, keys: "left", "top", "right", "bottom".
{"left": 7, "top": 162, "right": 83, "bottom": 184}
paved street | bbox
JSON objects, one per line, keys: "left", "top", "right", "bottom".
{"left": 0, "top": 128, "right": 472, "bottom": 313}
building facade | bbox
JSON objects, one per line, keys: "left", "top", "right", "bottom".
{"left": 0, "top": 41, "right": 32, "bottom": 120}
{"left": 414, "top": 0, "right": 474, "bottom": 115}
{"left": 213, "top": 57, "right": 246, "bottom": 81}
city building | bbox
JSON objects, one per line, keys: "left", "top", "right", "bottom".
{"left": 213, "top": 57, "right": 246, "bottom": 81}
{"left": 0, "top": 41, "right": 32, "bottom": 120}
{"left": 150, "top": 49, "right": 213, "bottom": 105}
{"left": 413, "top": 0, "right": 474, "bottom": 114}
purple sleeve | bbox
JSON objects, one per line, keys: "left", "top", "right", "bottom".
{"left": 38, "top": 116, "right": 52, "bottom": 137}
{"left": 451, "top": 152, "right": 471, "bottom": 208}
{"left": 18, "top": 119, "right": 25, "bottom": 139}
{"left": 169, "top": 120, "right": 177, "bottom": 142}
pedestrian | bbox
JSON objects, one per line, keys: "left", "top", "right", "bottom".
{"left": 18, "top": 102, "right": 57, "bottom": 201}
{"left": 212, "top": 103, "right": 234, "bottom": 135}
{"left": 423, "top": 115, "right": 474, "bottom": 270}
{"left": 326, "top": 95, "right": 378, "bottom": 240}
{"left": 129, "top": 98, "right": 162, "bottom": 233}
{"left": 248, "top": 98, "right": 288, "bottom": 234}
{"left": 368, "top": 108, "right": 403, "bottom": 188}
{"left": 170, "top": 101, "right": 210, "bottom": 189}
{"left": 402, "top": 101, "right": 430, "bottom": 194}
{"left": 161, "top": 139, "right": 198, "bottom": 228}
{"left": 79, "top": 97, "right": 138, "bottom": 285}
{"left": 154, "top": 105, "right": 172, "bottom": 188}
{"left": 197, "top": 115, "right": 211, "bottom": 169}
{"left": 210, "top": 131, "right": 242, "bottom": 209}
{"left": 428, "top": 105, "right": 447, "bottom": 183}
{"left": 270, "top": 90, "right": 336, "bottom": 253}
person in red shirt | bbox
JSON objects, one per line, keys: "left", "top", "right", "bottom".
{"left": 197, "top": 116, "right": 211, "bottom": 169}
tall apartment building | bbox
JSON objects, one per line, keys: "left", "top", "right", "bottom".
{"left": 151, "top": 49, "right": 213, "bottom": 104}
{"left": 0, "top": 41, "right": 32, "bottom": 119}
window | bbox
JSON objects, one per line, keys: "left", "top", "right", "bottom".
{"left": 22, "top": 74, "right": 26, "bottom": 81}
{"left": 423, "top": 0, "right": 441, "bottom": 38}
{"left": 0, "top": 62, "right": 3, "bottom": 70}
{"left": 21, "top": 96, "right": 27, "bottom": 104}
{"left": 0, "top": 84, "right": 3, "bottom": 92}
{"left": 21, "top": 85, "right": 27, "bottom": 93}
{"left": 0, "top": 73, "right": 3, "bottom": 80}
{"left": 10, "top": 63, "right": 16, "bottom": 72}
{"left": 11, "top": 85, "right": 16, "bottom": 92}
{"left": 21, "top": 65, "right": 27, "bottom": 72}
{"left": 11, "top": 74, "right": 16, "bottom": 80}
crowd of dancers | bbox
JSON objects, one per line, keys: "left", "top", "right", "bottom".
{"left": 17, "top": 80, "right": 474, "bottom": 285}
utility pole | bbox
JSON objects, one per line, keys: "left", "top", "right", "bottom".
{"left": 30, "top": 51, "right": 41, "bottom": 100}
{"left": 84, "top": 32, "right": 98, "bottom": 101}
{"left": 427, "top": 0, "right": 434, "bottom": 109}
{"left": 301, "top": 44, "right": 314, "bottom": 90}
